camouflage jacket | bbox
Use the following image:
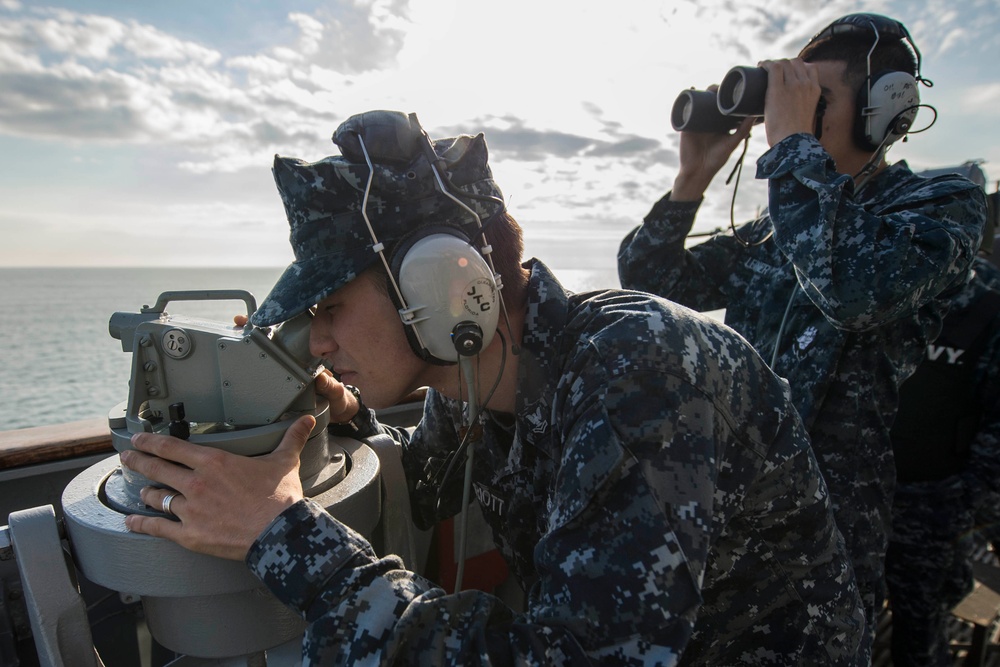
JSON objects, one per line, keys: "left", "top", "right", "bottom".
{"left": 247, "top": 259, "right": 866, "bottom": 666}
{"left": 617, "top": 133, "right": 985, "bottom": 610}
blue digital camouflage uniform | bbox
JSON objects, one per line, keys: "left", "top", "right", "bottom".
{"left": 246, "top": 258, "right": 867, "bottom": 665}
{"left": 885, "top": 257, "right": 1000, "bottom": 666}
{"left": 618, "top": 132, "right": 986, "bottom": 642}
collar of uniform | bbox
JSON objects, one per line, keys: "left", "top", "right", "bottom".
{"left": 854, "top": 159, "right": 912, "bottom": 200}
{"left": 513, "top": 258, "right": 571, "bottom": 458}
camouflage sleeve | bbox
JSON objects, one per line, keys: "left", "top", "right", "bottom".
{"left": 617, "top": 194, "right": 774, "bottom": 312}
{"left": 616, "top": 195, "right": 725, "bottom": 310}
{"left": 247, "top": 499, "right": 526, "bottom": 666}
{"left": 329, "top": 403, "right": 399, "bottom": 441}
{"left": 759, "top": 133, "right": 985, "bottom": 330}
{"left": 617, "top": 193, "right": 699, "bottom": 294}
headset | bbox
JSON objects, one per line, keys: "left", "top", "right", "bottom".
{"left": 805, "top": 13, "right": 931, "bottom": 153}
{"left": 337, "top": 112, "right": 512, "bottom": 592}
{"left": 340, "top": 111, "right": 504, "bottom": 365}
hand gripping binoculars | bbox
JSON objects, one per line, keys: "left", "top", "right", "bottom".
{"left": 671, "top": 66, "right": 768, "bottom": 133}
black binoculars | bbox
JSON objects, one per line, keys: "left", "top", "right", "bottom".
{"left": 671, "top": 66, "right": 768, "bottom": 133}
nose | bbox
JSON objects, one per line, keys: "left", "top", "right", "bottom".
{"left": 309, "top": 314, "right": 337, "bottom": 358}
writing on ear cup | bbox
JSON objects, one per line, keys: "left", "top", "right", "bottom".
{"left": 390, "top": 227, "right": 499, "bottom": 364}
{"left": 856, "top": 70, "right": 920, "bottom": 151}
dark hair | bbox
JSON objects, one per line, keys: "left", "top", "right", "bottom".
{"left": 800, "top": 33, "right": 917, "bottom": 93}
{"left": 478, "top": 210, "right": 525, "bottom": 295}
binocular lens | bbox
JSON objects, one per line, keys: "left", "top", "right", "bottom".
{"left": 717, "top": 67, "right": 768, "bottom": 117}
{"left": 732, "top": 80, "right": 745, "bottom": 104}
{"left": 670, "top": 89, "right": 742, "bottom": 133}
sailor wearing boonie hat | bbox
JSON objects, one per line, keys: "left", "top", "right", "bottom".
{"left": 123, "top": 110, "right": 868, "bottom": 665}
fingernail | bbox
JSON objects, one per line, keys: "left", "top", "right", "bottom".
{"left": 119, "top": 450, "right": 132, "bottom": 468}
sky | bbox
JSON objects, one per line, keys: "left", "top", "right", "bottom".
{"left": 1, "top": 0, "right": 998, "bottom": 275}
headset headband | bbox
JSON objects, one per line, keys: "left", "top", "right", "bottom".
{"left": 810, "top": 13, "right": 910, "bottom": 42}
{"left": 806, "top": 13, "right": 924, "bottom": 83}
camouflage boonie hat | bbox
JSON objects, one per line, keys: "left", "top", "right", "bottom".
{"left": 251, "top": 110, "right": 505, "bottom": 327}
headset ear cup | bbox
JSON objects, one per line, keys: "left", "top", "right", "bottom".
{"left": 854, "top": 78, "right": 873, "bottom": 151}
{"left": 390, "top": 227, "right": 500, "bottom": 364}
{"left": 387, "top": 232, "right": 432, "bottom": 363}
{"left": 382, "top": 270, "right": 435, "bottom": 366}
{"left": 855, "top": 70, "right": 919, "bottom": 151}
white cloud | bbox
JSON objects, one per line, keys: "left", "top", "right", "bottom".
{"left": 120, "top": 21, "right": 221, "bottom": 64}
{"left": 962, "top": 82, "right": 1000, "bottom": 108}
{"left": 226, "top": 53, "right": 289, "bottom": 79}
{"left": 11, "top": 8, "right": 221, "bottom": 66}
{"left": 0, "top": 36, "right": 44, "bottom": 70}
{"left": 0, "top": 0, "right": 998, "bottom": 268}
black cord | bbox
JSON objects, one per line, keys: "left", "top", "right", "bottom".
{"left": 726, "top": 136, "right": 773, "bottom": 248}
{"left": 432, "top": 328, "right": 508, "bottom": 516}
{"left": 902, "top": 103, "right": 938, "bottom": 137}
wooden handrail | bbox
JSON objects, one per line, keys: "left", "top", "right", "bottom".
{"left": 0, "top": 418, "right": 113, "bottom": 470}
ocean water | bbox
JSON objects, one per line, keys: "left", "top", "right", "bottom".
{"left": 0, "top": 266, "right": 620, "bottom": 432}
{"left": 0, "top": 267, "right": 284, "bottom": 432}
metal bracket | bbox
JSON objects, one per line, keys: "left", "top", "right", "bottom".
{"left": 7, "top": 505, "right": 102, "bottom": 667}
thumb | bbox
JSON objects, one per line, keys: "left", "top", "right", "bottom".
{"left": 315, "top": 369, "right": 337, "bottom": 395}
{"left": 272, "top": 415, "right": 316, "bottom": 461}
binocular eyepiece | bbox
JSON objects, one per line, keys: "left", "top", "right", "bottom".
{"left": 671, "top": 66, "right": 769, "bottom": 133}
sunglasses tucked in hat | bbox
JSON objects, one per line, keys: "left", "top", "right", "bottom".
{"left": 251, "top": 111, "right": 504, "bottom": 327}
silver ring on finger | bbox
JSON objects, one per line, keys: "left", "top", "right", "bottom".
{"left": 162, "top": 493, "right": 177, "bottom": 516}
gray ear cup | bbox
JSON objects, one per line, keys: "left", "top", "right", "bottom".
{"left": 390, "top": 227, "right": 499, "bottom": 364}
{"left": 856, "top": 70, "right": 920, "bottom": 151}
